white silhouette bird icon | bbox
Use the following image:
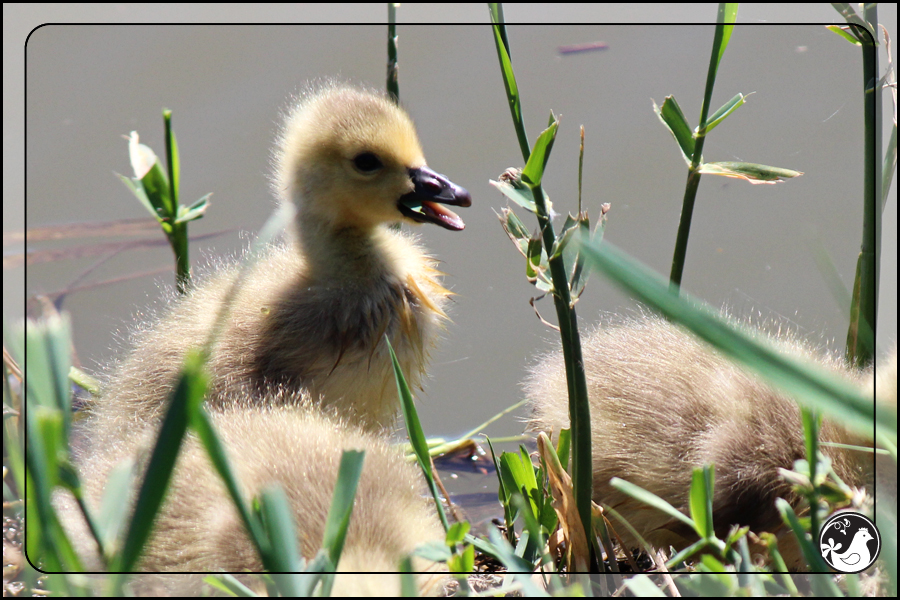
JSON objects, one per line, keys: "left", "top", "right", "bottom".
{"left": 824, "top": 527, "right": 874, "bottom": 571}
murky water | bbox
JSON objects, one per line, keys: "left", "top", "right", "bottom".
{"left": 11, "top": 10, "right": 898, "bottom": 509}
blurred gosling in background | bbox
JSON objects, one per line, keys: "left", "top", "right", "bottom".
{"left": 526, "top": 314, "right": 896, "bottom": 567}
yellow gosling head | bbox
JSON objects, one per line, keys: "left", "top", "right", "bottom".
{"left": 275, "top": 84, "right": 471, "bottom": 232}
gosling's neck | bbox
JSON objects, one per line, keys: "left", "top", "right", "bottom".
{"left": 294, "top": 210, "right": 397, "bottom": 284}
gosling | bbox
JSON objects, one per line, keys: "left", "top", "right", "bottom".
{"left": 90, "top": 84, "right": 471, "bottom": 439}
{"left": 526, "top": 314, "right": 896, "bottom": 567}
{"left": 64, "top": 400, "right": 447, "bottom": 596}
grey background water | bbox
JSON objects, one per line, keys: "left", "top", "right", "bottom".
{"left": 8, "top": 5, "right": 898, "bottom": 442}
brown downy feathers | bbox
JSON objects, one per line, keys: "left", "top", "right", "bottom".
{"left": 89, "top": 84, "right": 471, "bottom": 441}
{"left": 62, "top": 402, "right": 446, "bottom": 595}
{"left": 526, "top": 314, "right": 896, "bottom": 567}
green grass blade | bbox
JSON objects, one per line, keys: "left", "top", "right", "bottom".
{"left": 521, "top": 119, "right": 560, "bottom": 189}
{"left": 203, "top": 574, "right": 259, "bottom": 596}
{"left": 509, "top": 493, "right": 543, "bottom": 564}
{"left": 490, "top": 178, "right": 540, "bottom": 214}
{"left": 843, "top": 14, "right": 881, "bottom": 368}
{"left": 445, "top": 521, "right": 470, "bottom": 546}
{"left": 174, "top": 193, "right": 211, "bottom": 224}
{"left": 3, "top": 360, "right": 26, "bottom": 518}
{"left": 123, "top": 131, "right": 168, "bottom": 217}
{"left": 387, "top": 4, "right": 399, "bottom": 102}
{"left": 670, "top": 4, "right": 740, "bottom": 291}
{"left": 577, "top": 237, "right": 887, "bottom": 439}
{"left": 826, "top": 24, "right": 863, "bottom": 46}
{"left": 807, "top": 239, "right": 875, "bottom": 355}
{"left": 24, "top": 473, "right": 46, "bottom": 570}
{"left": 24, "top": 322, "right": 54, "bottom": 412}
{"left": 497, "top": 448, "right": 541, "bottom": 536}
{"left": 624, "top": 574, "right": 667, "bottom": 597}
{"left": 697, "top": 161, "right": 803, "bottom": 183}
{"left": 776, "top": 499, "right": 835, "bottom": 577}
{"left": 399, "top": 556, "right": 418, "bottom": 596}
{"left": 699, "top": 92, "right": 748, "bottom": 136}
{"left": 189, "top": 406, "right": 271, "bottom": 566}
{"left": 526, "top": 235, "right": 544, "bottom": 281}
{"left": 447, "top": 541, "right": 475, "bottom": 572}
{"left": 555, "top": 428, "right": 571, "bottom": 473}
{"left": 20, "top": 316, "right": 84, "bottom": 572}
{"left": 110, "top": 349, "right": 208, "bottom": 574}
{"left": 610, "top": 477, "right": 695, "bottom": 529}
{"left": 26, "top": 409, "right": 84, "bottom": 572}
{"left": 486, "top": 436, "right": 516, "bottom": 543}
{"left": 96, "top": 457, "right": 136, "bottom": 556}
{"left": 485, "top": 529, "right": 548, "bottom": 592}
{"left": 497, "top": 206, "right": 532, "bottom": 251}
{"left": 800, "top": 408, "right": 823, "bottom": 542}
{"left": 551, "top": 214, "right": 581, "bottom": 261}
{"left": 498, "top": 452, "right": 528, "bottom": 507}
{"left": 44, "top": 314, "right": 73, "bottom": 430}
{"left": 163, "top": 109, "right": 179, "bottom": 210}
{"left": 293, "top": 553, "right": 330, "bottom": 594}
{"left": 654, "top": 95, "right": 694, "bottom": 162}
{"left": 258, "top": 485, "right": 305, "bottom": 596}
{"left": 115, "top": 172, "right": 159, "bottom": 222}
{"left": 386, "top": 336, "right": 450, "bottom": 532}
{"left": 24, "top": 312, "right": 72, "bottom": 435}
{"left": 518, "top": 445, "right": 540, "bottom": 507}
{"left": 714, "top": 4, "right": 739, "bottom": 67}
{"left": 68, "top": 366, "right": 100, "bottom": 397}
{"left": 320, "top": 450, "right": 365, "bottom": 568}
{"left": 688, "top": 465, "right": 715, "bottom": 539}
{"left": 137, "top": 154, "right": 173, "bottom": 220}
{"left": 666, "top": 538, "right": 712, "bottom": 568}
{"left": 489, "top": 6, "right": 530, "bottom": 160}
{"left": 35, "top": 411, "right": 64, "bottom": 492}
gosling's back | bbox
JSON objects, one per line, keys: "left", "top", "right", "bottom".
{"left": 526, "top": 315, "right": 885, "bottom": 564}
{"left": 66, "top": 402, "right": 446, "bottom": 595}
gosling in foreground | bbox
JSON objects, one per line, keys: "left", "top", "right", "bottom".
{"left": 64, "top": 402, "right": 446, "bottom": 595}
{"left": 90, "top": 84, "right": 471, "bottom": 443}
{"left": 62, "top": 84, "right": 468, "bottom": 595}
{"left": 526, "top": 314, "right": 896, "bottom": 567}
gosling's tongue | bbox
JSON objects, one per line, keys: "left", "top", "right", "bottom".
{"left": 398, "top": 166, "right": 472, "bottom": 231}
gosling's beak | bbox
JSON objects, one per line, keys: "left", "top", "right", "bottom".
{"left": 398, "top": 166, "right": 472, "bottom": 231}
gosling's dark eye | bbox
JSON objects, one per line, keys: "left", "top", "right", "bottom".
{"left": 353, "top": 152, "right": 383, "bottom": 173}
